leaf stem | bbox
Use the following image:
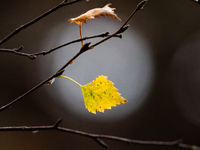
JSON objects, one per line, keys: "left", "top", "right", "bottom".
{"left": 79, "top": 24, "right": 84, "bottom": 47}
{"left": 58, "top": 75, "right": 82, "bottom": 87}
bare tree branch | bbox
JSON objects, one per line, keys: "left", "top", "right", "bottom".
{"left": 0, "top": 32, "right": 121, "bottom": 59}
{"left": 0, "top": 0, "right": 84, "bottom": 45}
{"left": 32, "top": 32, "right": 121, "bottom": 57}
{"left": 0, "top": 119, "right": 199, "bottom": 149}
{"left": 0, "top": 0, "right": 147, "bottom": 113}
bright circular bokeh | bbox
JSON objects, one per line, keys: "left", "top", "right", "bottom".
{"left": 39, "top": 18, "right": 154, "bottom": 121}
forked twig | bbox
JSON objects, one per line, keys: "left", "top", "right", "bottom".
{"left": 0, "top": 32, "right": 121, "bottom": 59}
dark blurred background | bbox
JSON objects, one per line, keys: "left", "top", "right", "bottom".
{"left": 0, "top": 0, "right": 200, "bottom": 149}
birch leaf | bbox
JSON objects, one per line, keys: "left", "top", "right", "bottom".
{"left": 81, "top": 75, "right": 127, "bottom": 114}
{"left": 69, "top": 3, "right": 121, "bottom": 25}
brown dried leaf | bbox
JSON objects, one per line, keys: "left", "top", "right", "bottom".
{"left": 69, "top": 3, "right": 121, "bottom": 25}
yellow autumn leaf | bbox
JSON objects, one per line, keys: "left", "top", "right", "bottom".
{"left": 81, "top": 75, "right": 127, "bottom": 114}
{"left": 58, "top": 75, "right": 127, "bottom": 114}
{"left": 68, "top": 3, "right": 121, "bottom": 25}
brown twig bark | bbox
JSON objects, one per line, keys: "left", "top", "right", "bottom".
{"left": 0, "top": 119, "right": 199, "bottom": 149}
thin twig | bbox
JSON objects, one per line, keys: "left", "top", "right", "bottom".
{"left": 0, "top": 0, "right": 84, "bottom": 45}
{"left": 0, "top": 0, "right": 147, "bottom": 112}
{"left": 32, "top": 32, "right": 112, "bottom": 57}
{"left": 0, "top": 70, "right": 64, "bottom": 112}
{"left": 0, "top": 119, "right": 199, "bottom": 150}
{"left": 0, "top": 47, "right": 36, "bottom": 59}
{"left": 31, "top": 32, "right": 121, "bottom": 57}
{"left": 0, "top": 32, "right": 121, "bottom": 59}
